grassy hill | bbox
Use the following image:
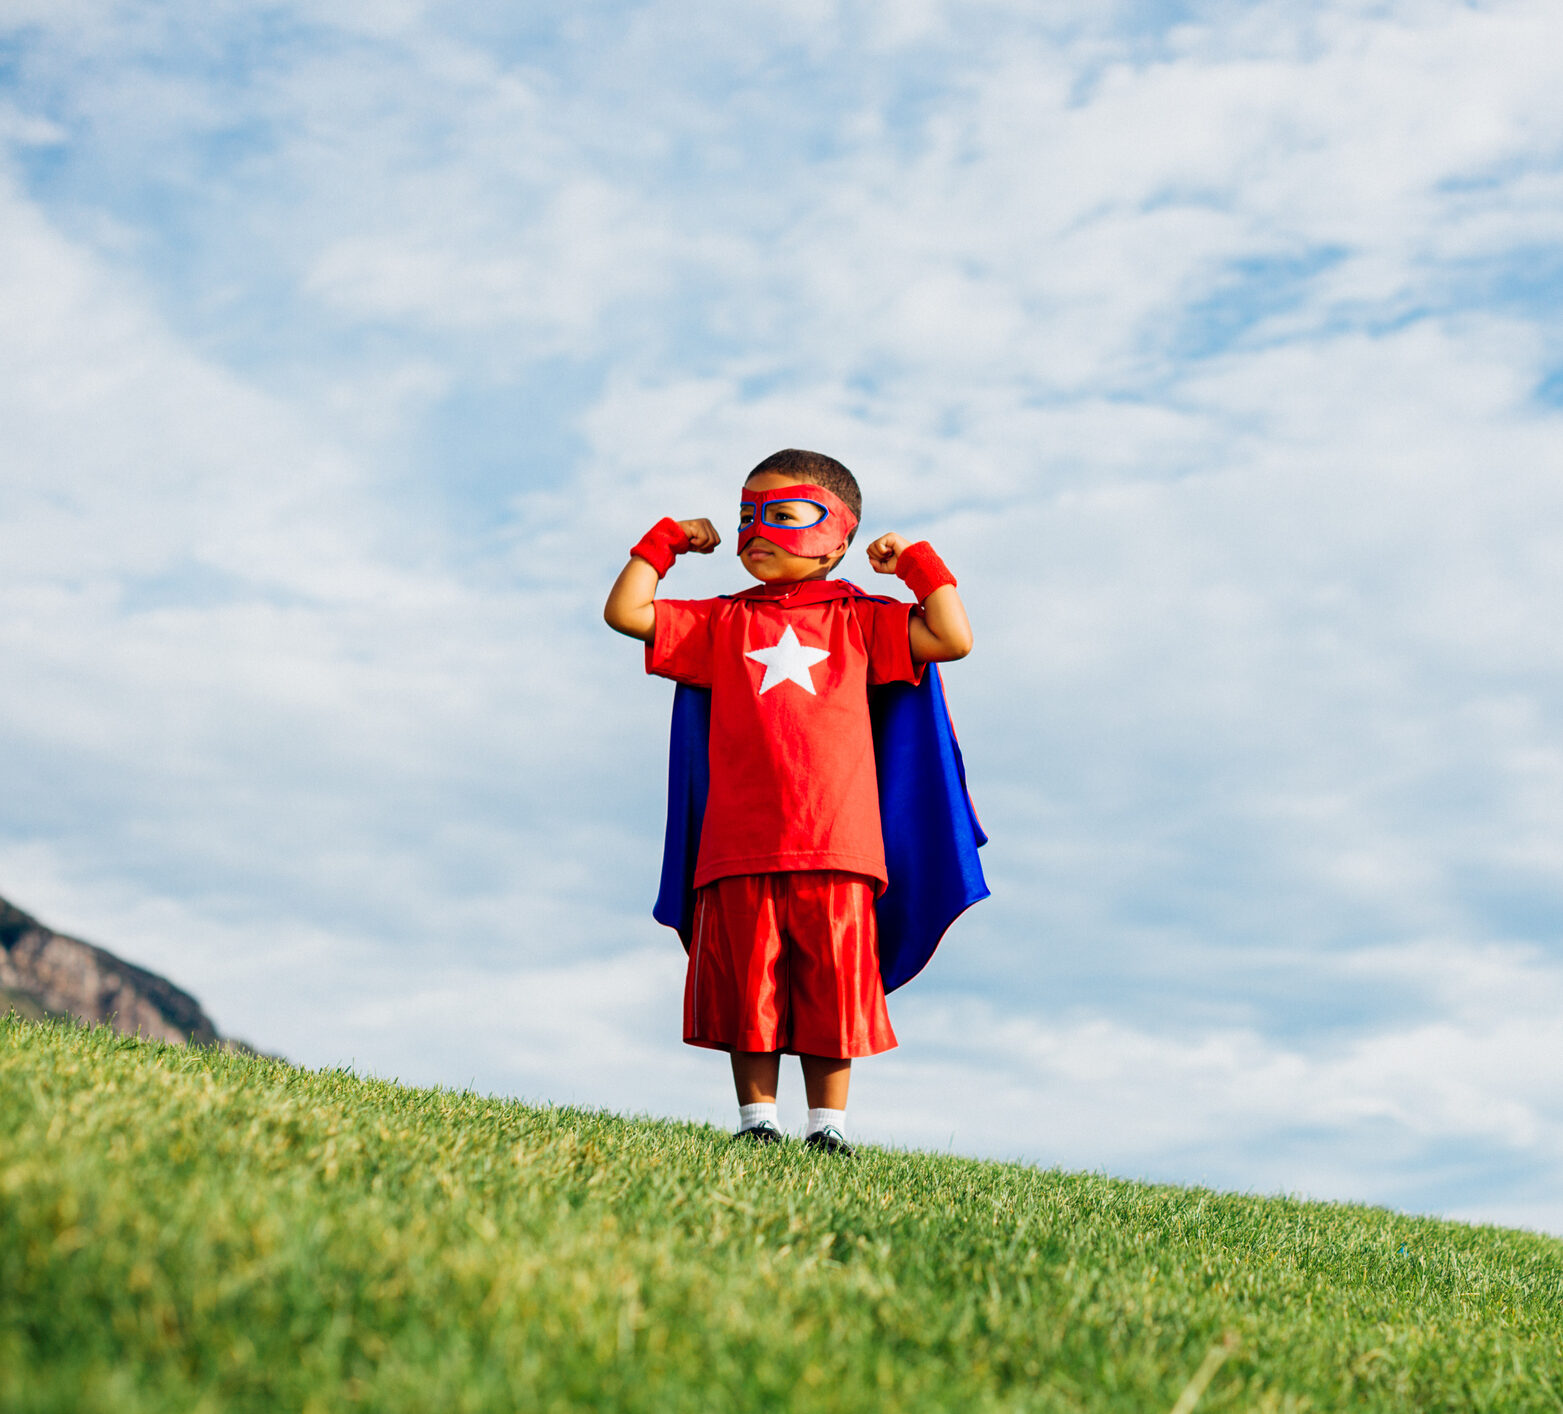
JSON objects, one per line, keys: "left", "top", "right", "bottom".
{"left": 2, "top": 1016, "right": 1561, "bottom": 1413}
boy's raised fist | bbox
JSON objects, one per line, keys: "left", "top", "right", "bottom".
{"left": 866, "top": 532, "right": 909, "bottom": 574}
{"left": 679, "top": 518, "right": 721, "bottom": 554}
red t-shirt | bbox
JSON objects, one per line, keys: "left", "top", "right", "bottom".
{"left": 647, "top": 580, "right": 923, "bottom": 889}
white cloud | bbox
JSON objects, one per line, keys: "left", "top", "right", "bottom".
{"left": 0, "top": 156, "right": 669, "bottom": 977}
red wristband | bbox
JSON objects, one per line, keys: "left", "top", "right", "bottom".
{"left": 895, "top": 541, "right": 956, "bottom": 602}
{"left": 629, "top": 517, "right": 691, "bottom": 578}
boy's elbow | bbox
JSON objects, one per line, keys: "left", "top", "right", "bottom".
{"left": 605, "top": 601, "right": 656, "bottom": 643}
{"left": 913, "top": 622, "right": 972, "bottom": 663}
{"left": 920, "top": 633, "right": 971, "bottom": 664}
{"left": 942, "top": 625, "right": 973, "bottom": 660}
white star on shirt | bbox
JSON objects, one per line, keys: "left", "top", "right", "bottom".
{"left": 745, "top": 624, "right": 831, "bottom": 695}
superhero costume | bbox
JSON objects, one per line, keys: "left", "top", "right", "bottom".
{"left": 635, "top": 482, "right": 988, "bottom": 1000}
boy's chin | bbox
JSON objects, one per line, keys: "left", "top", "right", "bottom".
{"left": 740, "top": 549, "right": 823, "bottom": 583}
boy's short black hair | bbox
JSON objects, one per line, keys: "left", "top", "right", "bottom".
{"left": 745, "top": 449, "right": 862, "bottom": 543}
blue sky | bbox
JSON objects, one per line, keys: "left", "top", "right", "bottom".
{"left": 3, "top": 0, "right": 1563, "bottom": 1232}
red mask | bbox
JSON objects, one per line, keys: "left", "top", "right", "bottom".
{"left": 737, "top": 483, "right": 858, "bottom": 559}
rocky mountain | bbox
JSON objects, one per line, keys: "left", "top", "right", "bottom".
{"left": 1, "top": 892, "right": 224, "bottom": 1046}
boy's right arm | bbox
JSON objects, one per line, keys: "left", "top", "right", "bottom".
{"left": 603, "top": 516, "right": 721, "bottom": 643}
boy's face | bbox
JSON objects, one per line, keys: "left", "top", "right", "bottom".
{"left": 738, "top": 471, "right": 850, "bottom": 583}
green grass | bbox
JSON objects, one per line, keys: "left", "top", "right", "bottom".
{"left": 3, "top": 1016, "right": 1561, "bottom": 1413}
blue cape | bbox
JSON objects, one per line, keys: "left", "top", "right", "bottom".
{"left": 652, "top": 663, "right": 989, "bottom": 992}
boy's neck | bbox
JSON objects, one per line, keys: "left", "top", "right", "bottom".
{"left": 743, "top": 575, "right": 834, "bottom": 596}
{"left": 731, "top": 576, "right": 863, "bottom": 604}
{"left": 744, "top": 558, "right": 844, "bottom": 591}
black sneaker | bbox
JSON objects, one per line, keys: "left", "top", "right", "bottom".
{"left": 803, "top": 1125, "right": 853, "bottom": 1157}
{"left": 735, "top": 1120, "right": 785, "bottom": 1145}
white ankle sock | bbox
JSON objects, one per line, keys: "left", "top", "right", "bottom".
{"left": 807, "top": 1107, "right": 846, "bottom": 1137}
{"left": 738, "top": 1102, "right": 778, "bottom": 1131}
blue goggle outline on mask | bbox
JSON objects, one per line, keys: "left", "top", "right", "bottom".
{"left": 738, "top": 499, "right": 831, "bottom": 530}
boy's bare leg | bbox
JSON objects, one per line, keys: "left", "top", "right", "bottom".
{"left": 799, "top": 1055, "right": 853, "bottom": 1153}
{"left": 800, "top": 1054, "right": 850, "bottom": 1110}
{"left": 731, "top": 1050, "right": 782, "bottom": 1104}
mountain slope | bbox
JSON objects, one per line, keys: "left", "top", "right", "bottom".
{"left": 3, "top": 1015, "right": 1561, "bottom": 1413}
{"left": 0, "top": 893, "right": 220, "bottom": 1044}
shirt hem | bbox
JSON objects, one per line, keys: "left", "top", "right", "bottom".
{"left": 694, "top": 852, "right": 889, "bottom": 892}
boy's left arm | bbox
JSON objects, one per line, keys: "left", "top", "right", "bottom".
{"left": 866, "top": 533, "right": 973, "bottom": 663}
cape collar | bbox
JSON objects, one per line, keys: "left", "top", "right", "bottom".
{"left": 724, "top": 578, "right": 879, "bottom": 606}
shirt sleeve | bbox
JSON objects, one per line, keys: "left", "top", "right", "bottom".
{"left": 856, "top": 597, "right": 924, "bottom": 687}
{"left": 646, "top": 598, "right": 718, "bottom": 687}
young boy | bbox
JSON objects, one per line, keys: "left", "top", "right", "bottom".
{"left": 604, "top": 449, "right": 973, "bottom": 1154}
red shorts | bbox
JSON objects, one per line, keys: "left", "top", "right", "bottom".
{"left": 684, "top": 870, "right": 897, "bottom": 1059}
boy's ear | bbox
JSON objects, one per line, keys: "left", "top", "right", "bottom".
{"left": 815, "top": 526, "right": 853, "bottom": 567}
